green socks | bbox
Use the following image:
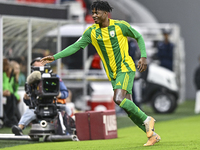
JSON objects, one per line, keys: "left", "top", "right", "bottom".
{"left": 119, "top": 98, "right": 148, "bottom": 132}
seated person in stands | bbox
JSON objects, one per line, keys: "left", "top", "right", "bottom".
{"left": 3, "top": 58, "right": 18, "bottom": 127}
{"left": 10, "top": 60, "right": 22, "bottom": 122}
{"left": 12, "top": 57, "right": 71, "bottom": 135}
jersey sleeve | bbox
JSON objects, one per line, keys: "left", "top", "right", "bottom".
{"left": 120, "top": 21, "right": 147, "bottom": 58}
{"left": 54, "top": 28, "right": 92, "bottom": 60}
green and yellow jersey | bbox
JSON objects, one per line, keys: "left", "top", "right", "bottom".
{"left": 54, "top": 19, "right": 147, "bottom": 81}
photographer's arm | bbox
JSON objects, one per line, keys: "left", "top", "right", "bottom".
{"left": 57, "top": 75, "right": 68, "bottom": 99}
{"left": 23, "top": 93, "right": 31, "bottom": 106}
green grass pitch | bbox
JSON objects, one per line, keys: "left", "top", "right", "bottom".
{"left": 0, "top": 100, "right": 200, "bottom": 150}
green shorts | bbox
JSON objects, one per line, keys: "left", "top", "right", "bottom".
{"left": 111, "top": 71, "right": 135, "bottom": 94}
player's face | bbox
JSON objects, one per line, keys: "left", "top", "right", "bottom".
{"left": 92, "top": 9, "right": 107, "bottom": 24}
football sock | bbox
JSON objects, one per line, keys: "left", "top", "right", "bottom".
{"left": 129, "top": 115, "right": 146, "bottom": 132}
{"left": 119, "top": 98, "right": 147, "bottom": 132}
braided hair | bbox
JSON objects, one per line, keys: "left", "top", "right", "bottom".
{"left": 91, "top": 0, "right": 113, "bottom": 12}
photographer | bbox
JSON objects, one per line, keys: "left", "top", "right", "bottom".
{"left": 12, "top": 57, "right": 71, "bottom": 135}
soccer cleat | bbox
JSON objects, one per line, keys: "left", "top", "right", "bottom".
{"left": 144, "top": 116, "right": 155, "bottom": 138}
{"left": 143, "top": 133, "right": 161, "bottom": 146}
{"left": 12, "top": 125, "right": 23, "bottom": 136}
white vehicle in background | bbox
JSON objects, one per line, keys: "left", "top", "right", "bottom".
{"left": 140, "top": 63, "right": 179, "bottom": 113}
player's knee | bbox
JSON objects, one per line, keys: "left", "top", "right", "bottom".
{"left": 113, "top": 89, "right": 126, "bottom": 105}
{"left": 113, "top": 97, "right": 123, "bottom": 105}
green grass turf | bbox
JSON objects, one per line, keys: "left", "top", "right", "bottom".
{"left": 0, "top": 100, "right": 198, "bottom": 149}
{"left": 1, "top": 115, "right": 200, "bottom": 150}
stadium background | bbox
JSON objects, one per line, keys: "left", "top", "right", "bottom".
{"left": 0, "top": 0, "right": 200, "bottom": 149}
{"left": 138, "top": 0, "right": 200, "bottom": 100}
{"left": 0, "top": 0, "right": 199, "bottom": 100}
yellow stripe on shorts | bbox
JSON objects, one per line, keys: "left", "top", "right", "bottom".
{"left": 122, "top": 73, "right": 129, "bottom": 90}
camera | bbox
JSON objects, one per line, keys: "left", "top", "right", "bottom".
{"left": 25, "top": 66, "right": 60, "bottom": 120}
{"left": 23, "top": 66, "right": 79, "bottom": 141}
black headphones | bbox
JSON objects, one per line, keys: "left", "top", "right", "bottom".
{"left": 30, "top": 57, "right": 42, "bottom": 66}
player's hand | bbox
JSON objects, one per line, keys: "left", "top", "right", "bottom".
{"left": 40, "top": 56, "right": 55, "bottom": 65}
{"left": 137, "top": 57, "right": 147, "bottom": 72}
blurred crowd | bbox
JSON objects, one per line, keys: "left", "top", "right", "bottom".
{"left": 2, "top": 57, "right": 26, "bottom": 127}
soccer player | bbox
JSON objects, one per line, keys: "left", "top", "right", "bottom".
{"left": 41, "top": 0, "right": 161, "bottom": 146}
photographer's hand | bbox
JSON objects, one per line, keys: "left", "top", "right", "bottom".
{"left": 23, "top": 93, "right": 32, "bottom": 106}
{"left": 24, "top": 93, "right": 30, "bottom": 100}
{"left": 40, "top": 56, "right": 55, "bottom": 65}
{"left": 57, "top": 92, "right": 61, "bottom": 99}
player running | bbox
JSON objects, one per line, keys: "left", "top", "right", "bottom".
{"left": 41, "top": 0, "right": 161, "bottom": 146}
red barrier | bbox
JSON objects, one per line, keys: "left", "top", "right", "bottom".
{"left": 75, "top": 110, "right": 118, "bottom": 140}
{"left": 87, "top": 95, "right": 115, "bottom": 111}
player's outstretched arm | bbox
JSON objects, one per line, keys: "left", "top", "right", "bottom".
{"left": 40, "top": 55, "right": 55, "bottom": 65}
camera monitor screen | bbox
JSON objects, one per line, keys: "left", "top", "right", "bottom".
{"left": 43, "top": 78, "right": 59, "bottom": 94}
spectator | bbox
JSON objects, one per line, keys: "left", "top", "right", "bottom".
{"left": 156, "top": 29, "right": 174, "bottom": 71}
{"left": 12, "top": 57, "right": 71, "bottom": 135}
{"left": 128, "top": 38, "right": 140, "bottom": 62}
{"left": 194, "top": 55, "right": 200, "bottom": 114}
{"left": 3, "top": 58, "right": 18, "bottom": 127}
{"left": 10, "top": 61, "right": 21, "bottom": 122}
{"left": 17, "top": 57, "right": 27, "bottom": 86}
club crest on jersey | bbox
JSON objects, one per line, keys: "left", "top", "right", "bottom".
{"left": 110, "top": 30, "right": 115, "bottom": 37}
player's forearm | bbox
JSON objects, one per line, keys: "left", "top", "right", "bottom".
{"left": 137, "top": 36, "right": 147, "bottom": 58}
{"left": 127, "top": 27, "right": 147, "bottom": 58}
{"left": 53, "top": 43, "right": 81, "bottom": 60}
